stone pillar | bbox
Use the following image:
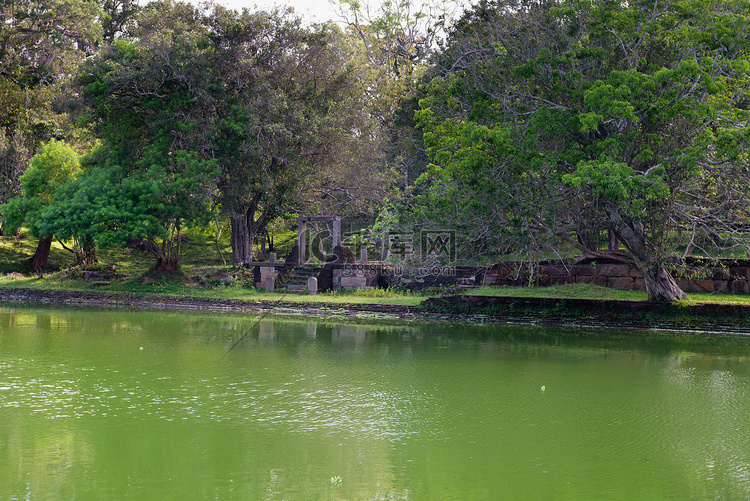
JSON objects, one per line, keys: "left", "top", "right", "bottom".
{"left": 264, "top": 276, "right": 275, "bottom": 292}
{"left": 270, "top": 252, "right": 277, "bottom": 263}
{"left": 307, "top": 276, "right": 318, "bottom": 295}
{"left": 360, "top": 248, "right": 367, "bottom": 263}
{"left": 332, "top": 217, "right": 341, "bottom": 248}
{"left": 297, "top": 219, "right": 307, "bottom": 265}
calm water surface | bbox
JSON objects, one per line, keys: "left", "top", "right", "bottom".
{"left": 1, "top": 307, "right": 750, "bottom": 500}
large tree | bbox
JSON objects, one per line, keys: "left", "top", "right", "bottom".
{"left": 1, "top": 139, "right": 80, "bottom": 270}
{"left": 75, "top": 1, "right": 388, "bottom": 269}
{"left": 0, "top": 0, "right": 127, "bottom": 225}
{"left": 75, "top": 0, "right": 218, "bottom": 271}
{"left": 412, "top": 0, "right": 750, "bottom": 301}
{"left": 335, "top": 0, "right": 456, "bottom": 188}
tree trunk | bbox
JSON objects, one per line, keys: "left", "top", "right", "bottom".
{"left": 608, "top": 212, "right": 686, "bottom": 302}
{"left": 152, "top": 258, "right": 179, "bottom": 273}
{"left": 229, "top": 193, "right": 267, "bottom": 268}
{"left": 641, "top": 263, "right": 686, "bottom": 302}
{"left": 230, "top": 213, "right": 253, "bottom": 267}
{"left": 31, "top": 235, "right": 53, "bottom": 271}
{"left": 607, "top": 230, "right": 619, "bottom": 251}
{"left": 78, "top": 246, "right": 98, "bottom": 268}
{"left": 143, "top": 235, "right": 182, "bottom": 274}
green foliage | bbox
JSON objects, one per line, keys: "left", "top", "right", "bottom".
{"left": 1, "top": 139, "right": 80, "bottom": 236}
{"left": 407, "top": 0, "right": 750, "bottom": 300}
{"left": 562, "top": 157, "right": 669, "bottom": 217}
{"left": 71, "top": 1, "right": 386, "bottom": 268}
{"left": 0, "top": 0, "right": 107, "bottom": 209}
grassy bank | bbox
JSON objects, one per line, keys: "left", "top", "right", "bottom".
{"left": 469, "top": 284, "right": 750, "bottom": 306}
{"left": 4, "top": 232, "right": 750, "bottom": 326}
{"left": 0, "top": 272, "right": 427, "bottom": 306}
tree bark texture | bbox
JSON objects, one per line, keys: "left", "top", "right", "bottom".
{"left": 229, "top": 193, "right": 267, "bottom": 268}
{"left": 608, "top": 212, "right": 686, "bottom": 302}
{"left": 230, "top": 214, "right": 253, "bottom": 267}
{"left": 31, "top": 235, "right": 53, "bottom": 271}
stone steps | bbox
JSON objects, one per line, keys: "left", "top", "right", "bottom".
{"left": 278, "top": 265, "right": 325, "bottom": 292}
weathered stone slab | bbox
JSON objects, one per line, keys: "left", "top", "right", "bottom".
{"left": 597, "top": 264, "right": 633, "bottom": 277}
{"left": 608, "top": 276, "right": 634, "bottom": 289}
{"left": 731, "top": 280, "right": 750, "bottom": 295}
{"left": 570, "top": 265, "right": 595, "bottom": 276}
{"left": 633, "top": 278, "right": 647, "bottom": 291}
{"left": 711, "top": 267, "right": 731, "bottom": 281}
{"left": 576, "top": 275, "right": 596, "bottom": 284}
{"left": 264, "top": 276, "right": 275, "bottom": 292}
{"left": 628, "top": 268, "right": 643, "bottom": 278}
{"left": 714, "top": 280, "right": 729, "bottom": 293}
{"left": 593, "top": 276, "right": 608, "bottom": 287}
{"left": 259, "top": 271, "right": 278, "bottom": 284}
{"left": 339, "top": 276, "right": 368, "bottom": 289}
{"left": 686, "top": 279, "right": 714, "bottom": 292}
{"left": 549, "top": 275, "right": 576, "bottom": 285}
{"left": 543, "top": 265, "right": 572, "bottom": 277}
{"left": 307, "top": 277, "right": 318, "bottom": 295}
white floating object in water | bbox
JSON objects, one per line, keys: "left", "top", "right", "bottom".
{"left": 140, "top": 346, "right": 144, "bottom": 351}
{"left": 541, "top": 385, "right": 545, "bottom": 391}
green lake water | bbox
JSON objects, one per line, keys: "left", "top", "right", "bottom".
{"left": 1, "top": 307, "right": 750, "bottom": 500}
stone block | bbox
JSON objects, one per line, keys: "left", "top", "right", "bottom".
{"left": 307, "top": 277, "right": 318, "bottom": 295}
{"left": 608, "top": 276, "right": 634, "bottom": 289}
{"left": 677, "top": 279, "right": 691, "bottom": 292}
{"left": 570, "top": 265, "right": 595, "bottom": 276}
{"left": 543, "top": 265, "right": 572, "bottom": 277}
{"left": 731, "top": 280, "right": 750, "bottom": 295}
{"left": 594, "top": 276, "right": 608, "bottom": 287}
{"left": 259, "top": 270, "right": 278, "bottom": 282}
{"left": 633, "top": 278, "right": 647, "bottom": 291}
{"left": 688, "top": 279, "right": 714, "bottom": 292}
{"left": 597, "top": 264, "right": 633, "bottom": 277}
{"left": 629, "top": 268, "right": 643, "bottom": 278}
{"left": 711, "top": 267, "right": 731, "bottom": 281}
{"left": 731, "top": 267, "right": 750, "bottom": 280}
{"left": 264, "top": 276, "right": 275, "bottom": 292}
{"left": 549, "top": 275, "right": 576, "bottom": 285}
{"left": 339, "top": 276, "right": 368, "bottom": 289}
{"left": 576, "top": 275, "right": 596, "bottom": 284}
{"left": 714, "top": 280, "right": 729, "bottom": 293}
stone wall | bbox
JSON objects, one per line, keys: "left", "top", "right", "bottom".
{"left": 321, "top": 259, "right": 750, "bottom": 294}
{"left": 482, "top": 260, "right": 750, "bottom": 294}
